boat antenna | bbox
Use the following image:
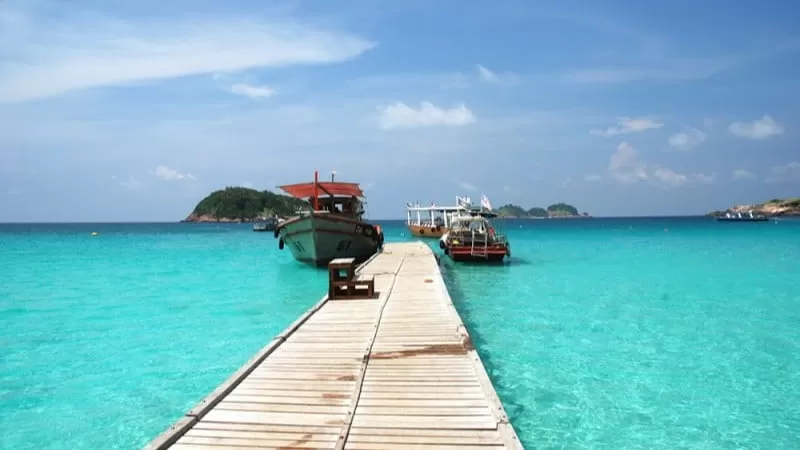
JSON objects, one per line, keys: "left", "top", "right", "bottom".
{"left": 331, "top": 169, "right": 336, "bottom": 182}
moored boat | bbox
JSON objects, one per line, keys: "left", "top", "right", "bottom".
{"left": 253, "top": 217, "right": 280, "bottom": 232}
{"left": 716, "top": 211, "right": 770, "bottom": 222}
{"left": 439, "top": 213, "right": 510, "bottom": 263}
{"left": 406, "top": 195, "right": 495, "bottom": 238}
{"left": 274, "top": 171, "right": 384, "bottom": 266}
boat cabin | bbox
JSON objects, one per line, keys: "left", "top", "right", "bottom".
{"left": 447, "top": 215, "right": 506, "bottom": 244}
{"left": 406, "top": 196, "right": 491, "bottom": 229}
{"left": 278, "top": 172, "right": 367, "bottom": 220}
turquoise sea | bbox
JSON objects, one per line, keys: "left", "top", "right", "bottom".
{"left": 1, "top": 217, "right": 799, "bottom": 449}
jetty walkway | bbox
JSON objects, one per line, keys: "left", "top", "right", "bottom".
{"left": 146, "top": 241, "right": 523, "bottom": 450}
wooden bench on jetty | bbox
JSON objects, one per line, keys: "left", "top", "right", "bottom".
{"left": 145, "top": 241, "right": 523, "bottom": 450}
{"left": 328, "top": 257, "right": 375, "bottom": 299}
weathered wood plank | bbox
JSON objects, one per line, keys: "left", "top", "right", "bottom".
{"left": 202, "top": 409, "right": 345, "bottom": 427}
{"left": 350, "top": 414, "right": 497, "bottom": 429}
{"left": 185, "top": 428, "right": 339, "bottom": 441}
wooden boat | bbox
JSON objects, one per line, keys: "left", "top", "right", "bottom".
{"left": 406, "top": 195, "right": 494, "bottom": 238}
{"left": 716, "top": 211, "right": 770, "bottom": 222}
{"left": 438, "top": 213, "right": 510, "bottom": 263}
{"left": 274, "top": 171, "right": 384, "bottom": 266}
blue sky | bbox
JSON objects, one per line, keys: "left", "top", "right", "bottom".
{"left": 1, "top": 0, "right": 798, "bottom": 221}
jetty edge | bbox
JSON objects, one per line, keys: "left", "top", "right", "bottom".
{"left": 144, "top": 241, "right": 524, "bottom": 450}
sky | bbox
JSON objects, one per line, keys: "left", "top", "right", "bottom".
{"left": 1, "top": 0, "right": 798, "bottom": 221}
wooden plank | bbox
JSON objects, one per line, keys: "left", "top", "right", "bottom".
{"left": 347, "top": 427, "right": 501, "bottom": 438}
{"left": 246, "top": 372, "right": 360, "bottom": 381}
{"left": 359, "top": 391, "right": 488, "bottom": 400}
{"left": 214, "top": 401, "right": 349, "bottom": 415}
{"left": 359, "top": 385, "right": 486, "bottom": 394}
{"left": 228, "top": 389, "right": 353, "bottom": 399}
{"left": 346, "top": 431, "right": 503, "bottom": 445}
{"left": 173, "top": 435, "right": 330, "bottom": 450}
{"left": 351, "top": 414, "right": 497, "bottom": 429}
{"left": 355, "top": 398, "right": 489, "bottom": 407}
{"left": 346, "top": 444, "right": 504, "bottom": 450}
{"left": 253, "top": 365, "right": 361, "bottom": 373}
{"left": 353, "top": 406, "right": 492, "bottom": 416}
{"left": 202, "top": 409, "right": 346, "bottom": 427}
{"left": 193, "top": 421, "right": 339, "bottom": 434}
{"left": 224, "top": 394, "right": 350, "bottom": 406}
{"left": 185, "top": 428, "right": 339, "bottom": 442}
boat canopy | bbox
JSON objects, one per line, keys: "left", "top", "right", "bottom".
{"left": 278, "top": 182, "right": 364, "bottom": 199}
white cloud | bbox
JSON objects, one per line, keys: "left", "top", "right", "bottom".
{"left": 608, "top": 142, "right": 713, "bottom": 186}
{"left": 694, "top": 173, "right": 715, "bottom": 184}
{"left": 378, "top": 101, "right": 476, "bottom": 130}
{"left": 728, "top": 115, "right": 784, "bottom": 139}
{"left": 703, "top": 118, "right": 716, "bottom": 128}
{"left": 459, "top": 182, "right": 477, "bottom": 192}
{"left": 591, "top": 117, "right": 664, "bottom": 137}
{"left": 765, "top": 162, "right": 800, "bottom": 183}
{"left": 668, "top": 127, "right": 706, "bottom": 150}
{"left": 609, "top": 142, "right": 649, "bottom": 183}
{"left": 152, "top": 165, "right": 196, "bottom": 181}
{"left": 584, "top": 174, "right": 603, "bottom": 182}
{"left": 0, "top": 7, "right": 375, "bottom": 103}
{"left": 564, "top": 56, "right": 737, "bottom": 84}
{"left": 475, "top": 64, "right": 518, "bottom": 85}
{"left": 477, "top": 65, "right": 500, "bottom": 83}
{"left": 230, "top": 83, "right": 275, "bottom": 99}
{"left": 111, "top": 175, "right": 144, "bottom": 191}
{"left": 731, "top": 169, "right": 757, "bottom": 181}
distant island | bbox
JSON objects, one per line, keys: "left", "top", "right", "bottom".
{"left": 492, "top": 202, "right": 589, "bottom": 219}
{"left": 183, "top": 187, "right": 309, "bottom": 222}
{"left": 708, "top": 197, "right": 800, "bottom": 217}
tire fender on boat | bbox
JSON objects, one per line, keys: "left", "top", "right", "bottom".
{"left": 278, "top": 238, "right": 284, "bottom": 250}
{"left": 362, "top": 224, "right": 375, "bottom": 237}
{"left": 374, "top": 225, "right": 384, "bottom": 248}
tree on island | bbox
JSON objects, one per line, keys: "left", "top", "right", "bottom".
{"left": 527, "top": 207, "right": 548, "bottom": 217}
{"left": 546, "top": 202, "right": 579, "bottom": 217}
{"left": 185, "top": 187, "right": 309, "bottom": 222}
{"left": 492, "top": 202, "right": 584, "bottom": 218}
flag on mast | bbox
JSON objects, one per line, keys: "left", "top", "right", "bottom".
{"left": 480, "top": 194, "right": 492, "bottom": 210}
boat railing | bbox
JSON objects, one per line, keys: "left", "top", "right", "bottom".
{"left": 470, "top": 229, "right": 489, "bottom": 258}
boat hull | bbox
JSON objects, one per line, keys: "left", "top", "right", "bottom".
{"left": 276, "top": 214, "right": 381, "bottom": 266}
{"left": 444, "top": 245, "right": 509, "bottom": 263}
{"left": 716, "top": 217, "right": 769, "bottom": 222}
{"left": 407, "top": 224, "right": 448, "bottom": 238}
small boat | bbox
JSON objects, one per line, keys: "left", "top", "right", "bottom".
{"left": 274, "top": 171, "right": 384, "bottom": 267}
{"left": 716, "top": 211, "right": 770, "bottom": 222}
{"left": 406, "top": 194, "right": 495, "bottom": 238}
{"left": 253, "top": 217, "right": 280, "bottom": 232}
{"left": 439, "top": 213, "right": 510, "bottom": 263}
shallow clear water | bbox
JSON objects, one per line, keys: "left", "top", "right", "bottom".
{"left": 1, "top": 218, "right": 799, "bottom": 449}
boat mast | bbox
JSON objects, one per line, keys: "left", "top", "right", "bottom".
{"left": 313, "top": 170, "right": 319, "bottom": 211}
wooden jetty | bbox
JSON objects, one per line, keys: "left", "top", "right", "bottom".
{"left": 146, "top": 241, "right": 523, "bottom": 450}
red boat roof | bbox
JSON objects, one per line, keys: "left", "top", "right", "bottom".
{"left": 278, "top": 181, "right": 364, "bottom": 199}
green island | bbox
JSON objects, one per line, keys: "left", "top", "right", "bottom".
{"left": 183, "top": 187, "right": 309, "bottom": 222}
{"left": 492, "top": 202, "right": 589, "bottom": 219}
{"left": 707, "top": 197, "right": 800, "bottom": 217}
